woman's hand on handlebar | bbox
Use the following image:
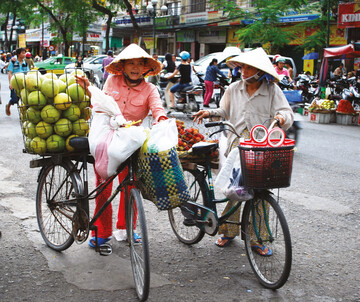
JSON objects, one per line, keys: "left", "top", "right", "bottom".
{"left": 193, "top": 110, "right": 210, "bottom": 124}
{"left": 75, "top": 75, "right": 91, "bottom": 97}
{"left": 274, "top": 114, "right": 285, "bottom": 126}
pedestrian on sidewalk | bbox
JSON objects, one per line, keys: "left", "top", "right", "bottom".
{"left": 102, "top": 50, "right": 114, "bottom": 84}
{"left": 203, "top": 58, "right": 227, "bottom": 108}
{"left": 6, "top": 48, "right": 29, "bottom": 116}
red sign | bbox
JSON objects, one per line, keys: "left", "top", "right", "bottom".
{"left": 338, "top": 2, "right": 360, "bottom": 28}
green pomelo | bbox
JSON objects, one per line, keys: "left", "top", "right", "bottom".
{"left": 22, "top": 121, "right": 28, "bottom": 135}
{"left": 10, "top": 73, "right": 25, "bottom": 91}
{"left": 66, "top": 83, "right": 85, "bottom": 103}
{"left": 72, "top": 119, "right": 89, "bottom": 136}
{"left": 25, "top": 122, "right": 37, "bottom": 139}
{"left": 54, "top": 118, "right": 73, "bottom": 137}
{"left": 19, "top": 105, "right": 27, "bottom": 122}
{"left": 44, "top": 73, "right": 58, "bottom": 80}
{"left": 59, "top": 74, "right": 68, "bottom": 83}
{"left": 46, "top": 134, "right": 65, "bottom": 153}
{"left": 28, "top": 91, "right": 47, "bottom": 109}
{"left": 25, "top": 138, "right": 33, "bottom": 152}
{"left": 78, "top": 95, "right": 91, "bottom": 111}
{"left": 70, "top": 69, "right": 85, "bottom": 77}
{"left": 66, "top": 76, "right": 76, "bottom": 86}
{"left": 80, "top": 107, "right": 92, "bottom": 121}
{"left": 65, "top": 134, "right": 78, "bottom": 152}
{"left": 20, "top": 88, "right": 29, "bottom": 105}
{"left": 57, "top": 79, "right": 67, "bottom": 93}
{"left": 30, "top": 137, "right": 47, "bottom": 154}
{"left": 41, "top": 105, "right": 61, "bottom": 123}
{"left": 36, "top": 121, "right": 53, "bottom": 139}
{"left": 26, "top": 107, "right": 42, "bottom": 124}
{"left": 54, "top": 93, "right": 72, "bottom": 110}
{"left": 41, "top": 79, "right": 59, "bottom": 98}
{"left": 63, "top": 104, "right": 81, "bottom": 122}
{"left": 25, "top": 73, "right": 42, "bottom": 92}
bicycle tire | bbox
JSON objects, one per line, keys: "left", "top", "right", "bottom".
{"left": 126, "top": 188, "right": 150, "bottom": 301}
{"left": 168, "top": 168, "right": 206, "bottom": 245}
{"left": 242, "top": 192, "right": 292, "bottom": 289}
{"left": 36, "top": 161, "right": 82, "bottom": 251}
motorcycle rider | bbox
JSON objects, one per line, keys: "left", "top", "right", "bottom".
{"left": 165, "top": 51, "right": 192, "bottom": 106}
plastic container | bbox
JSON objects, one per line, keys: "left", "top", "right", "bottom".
{"left": 309, "top": 112, "right": 331, "bottom": 124}
{"left": 336, "top": 113, "right": 359, "bottom": 125}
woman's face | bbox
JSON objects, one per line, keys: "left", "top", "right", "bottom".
{"left": 123, "top": 58, "right": 145, "bottom": 80}
{"left": 240, "top": 64, "right": 259, "bottom": 80}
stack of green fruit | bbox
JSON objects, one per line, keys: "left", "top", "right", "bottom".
{"left": 13, "top": 69, "right": 92, "bottom": 155}
{"left": 320, "top": 99, "right": 336, "bottom": 110}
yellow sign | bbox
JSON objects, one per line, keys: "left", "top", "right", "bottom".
{"left": 19, "top": 34, "right": 26, "bottom": 48}
{"left": 303, "top": 49, "right": 314, "bottom": 75}
{"left": 143, "top": 37, "right": 156, "bottom": 50}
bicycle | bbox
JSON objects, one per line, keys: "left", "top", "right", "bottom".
{"left": 168, "top": 120, "right": 293, "bottom": 289}
{"left": 30, "top": 137, "right": 150, "bottom": 301}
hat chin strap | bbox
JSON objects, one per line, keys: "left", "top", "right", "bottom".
{"left": 122, "top": 68, "right": 154, "bottom": 85}
{"left": 243, "top": 70, "right": 263, "bottom": 84}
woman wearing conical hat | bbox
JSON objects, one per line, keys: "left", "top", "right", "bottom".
{"left": 193, "top": 48, "right": 294, "bottom": 251}
{"left": 76, "top": 44, "right": 167, "bottom": 248}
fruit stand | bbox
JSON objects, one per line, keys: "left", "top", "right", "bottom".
{"left": 307, "top": 98, "right": 359, "bottom": 126}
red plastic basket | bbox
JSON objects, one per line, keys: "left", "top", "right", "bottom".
{"left": 238, "top": 143, "right": 295, "bottom": 189}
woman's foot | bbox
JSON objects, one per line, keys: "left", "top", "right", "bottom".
{"left": 88, "top": 236, "right": 112, "bottom": 248}
{"left": 215, "top": 236, "right": 235, "bottom": 247}
{"left": 251, "top": 244, "right": 272, "bottom": 256}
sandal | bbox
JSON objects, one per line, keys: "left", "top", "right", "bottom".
{"left": 215, "top": 236, "right": 235, "bottom": 248}
{"left": 127, "top": 232, "right": 142, "bottom": 244}
{"left": 88, "top": 236, "right": 111, "bottom": 248}
{"left": 251, "top": 244, "right": 273, "bottom": 256}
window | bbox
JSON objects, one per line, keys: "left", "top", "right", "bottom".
{"left": 191, "top": 0, "right": 206, "bottom": 13}
{"left": 167, "top": 2, "right": 181, "bottom": 16}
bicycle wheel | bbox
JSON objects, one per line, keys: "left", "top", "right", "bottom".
{"left": 168, "top": 168, "right": 206, "bottom": 245}
{"left": 126, "top": 188, "right": 150, "bottom": 302}
{"left": 36, "top": 161, "right": 82, "bottom": 251}
{"left": 242, "top": 192, "right": 292, "bottom": 289}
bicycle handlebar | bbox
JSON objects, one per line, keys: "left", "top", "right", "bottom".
{"left": 205, "top": 119, "right": 281, "bottom": 139}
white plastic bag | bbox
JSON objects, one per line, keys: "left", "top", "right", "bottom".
{"left": 146, "top": 118, "right": 178, "bottom": 152}
{"left": 88, "top": 86, "right": 147, "bottom": 179}
{"left": 214, "top": 148, "right": 240, "bottom": 189}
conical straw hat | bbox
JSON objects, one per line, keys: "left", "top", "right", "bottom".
{"left": 226, "top": 48, "right": 279, "bottom": 80}
{"left": 105, "top": 43, "right": 162, "bottom": 76}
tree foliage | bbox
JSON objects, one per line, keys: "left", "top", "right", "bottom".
{"left": 210, "top": 0, "right": 308, "bottom": 53}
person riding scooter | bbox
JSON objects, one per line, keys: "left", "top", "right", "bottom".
{"left": 165, "top": 51, "right": 192, "bottom": 108}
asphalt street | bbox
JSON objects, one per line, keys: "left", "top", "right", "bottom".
{"left": 0, "top": 71, "right": 359, "bottom": 301}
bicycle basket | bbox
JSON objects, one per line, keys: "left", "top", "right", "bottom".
{"left": 238, "top": 144, "right": 295, "bottom": 189}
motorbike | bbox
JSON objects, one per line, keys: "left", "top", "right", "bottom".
{"left": 278, "top": 75, "right": 303, "bottom": 144}
{"left": 294, "top": 73, "right": 318, "bottom": 103}
{"left": 341, "top": 77, "right": 360, "bottom": 110}
{"left": 212, "top": 76, "right": 229, "bottom": 107}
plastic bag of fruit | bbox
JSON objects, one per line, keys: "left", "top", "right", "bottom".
{"left": 88, "top": 86, "right": 147, "bottom": 179}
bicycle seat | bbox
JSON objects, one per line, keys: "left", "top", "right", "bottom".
{"left": 191, "top": 142, "right": 218, "bottom": 155}
{"left": 69, "top": 137, "right": 89, "bottom": 152}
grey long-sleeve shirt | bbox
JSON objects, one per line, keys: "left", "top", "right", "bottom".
{"left": 208, "top": 80, "right": 294, "bottom": 155}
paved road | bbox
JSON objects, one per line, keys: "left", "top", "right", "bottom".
{"left": 0, "top": 71, "right": 359, "bottom": 301}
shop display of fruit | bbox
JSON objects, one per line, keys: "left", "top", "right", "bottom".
{"left": 336, "top": 99, "right": 356, "bottom": 114}
{"left": 309, "top": 99, "right": 335, "bottom": 112}
{"left": 13, "top": 70, "right": 92, "bottom": 155}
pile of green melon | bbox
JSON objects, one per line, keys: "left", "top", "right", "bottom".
{"left": 12, "top": 69, "right": 91, "bottom": 155}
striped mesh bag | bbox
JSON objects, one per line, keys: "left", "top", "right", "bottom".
{"left": 136, "top": 147, "right": 190, "bottom": 210}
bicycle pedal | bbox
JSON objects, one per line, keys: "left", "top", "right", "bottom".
{"left": 98, "top": 243, "right": 112, "bottom": 256}
{"left": 183, "top": 218, "right": 196, "bottom": 226}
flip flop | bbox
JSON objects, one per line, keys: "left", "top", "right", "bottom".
{"left": 251, "top": 244, "right": 273, "bottom": 256}
{"left": 88, "top": 236, "right": 111, "bottom": 248}
{"left": 127, "top": 232, "right": 142, "bottom": 244}
{"left": 215, "top": 236, "right": 235, "bottom": 248}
